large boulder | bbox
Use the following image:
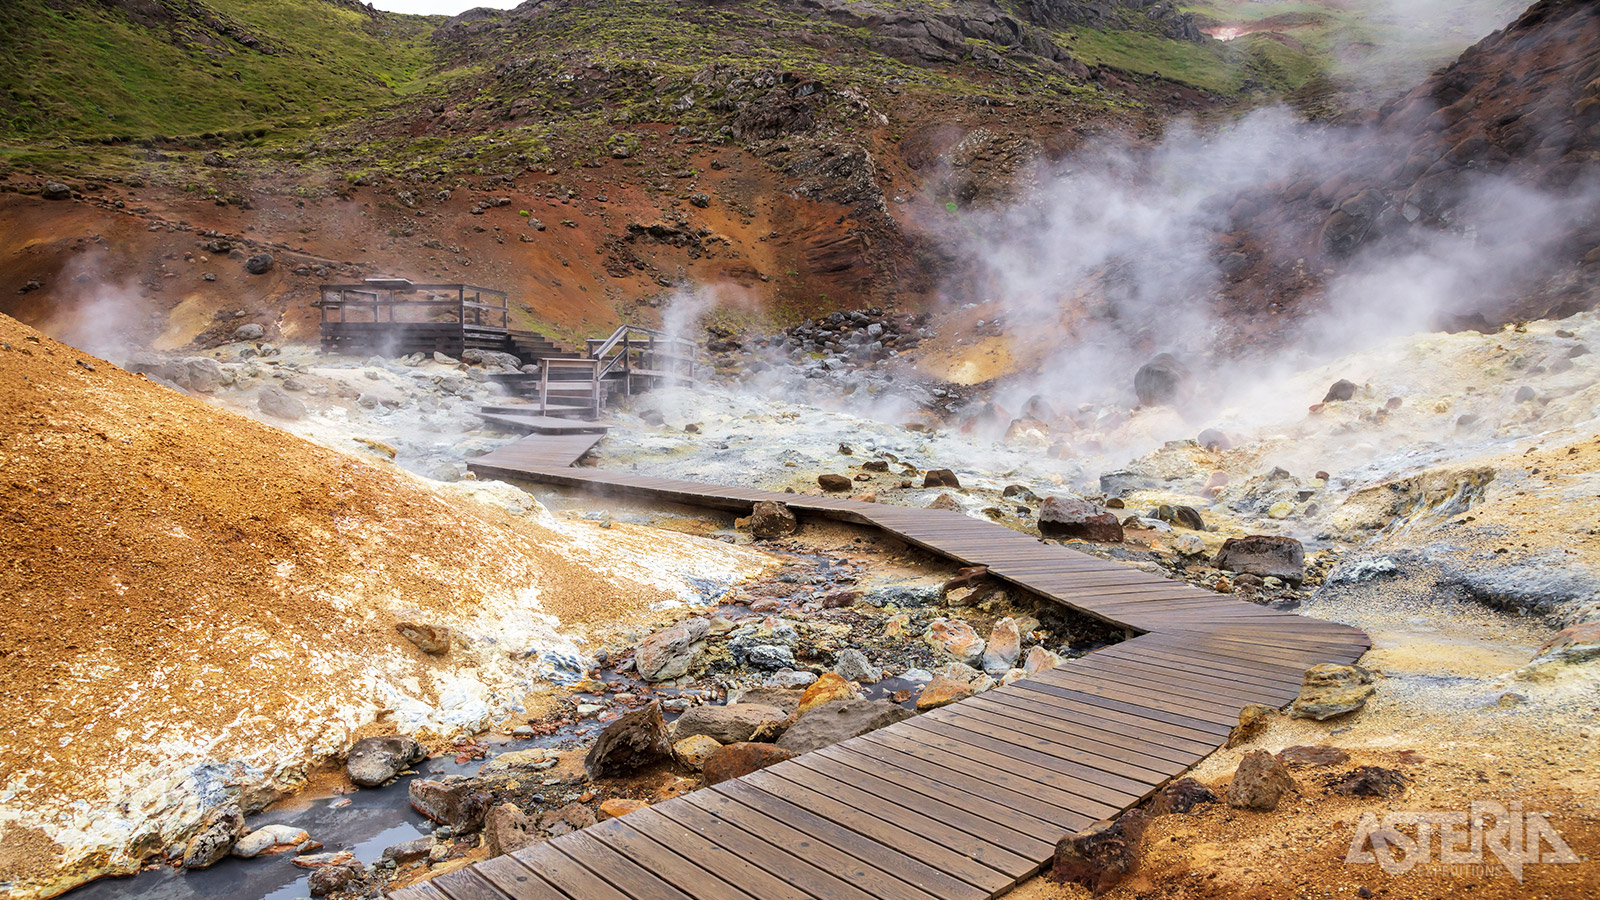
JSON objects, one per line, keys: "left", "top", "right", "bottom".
{"left": 584, "top": 701, "right": 672, "bottom": 778}
{"left": 1133, "top": 353, "right": 1190, "bottom": 407}
{"left": 1213, "top": 535, "right": 1304, "bottom": 583}
{"left": 749, "top": 501, "right": 798, "bottom": 538}
{"left": 346, "top": 734, "right": 425, "bottom": 787}
{"left": 1038, "top": 496, "right": 1123, "bottom": 542}
{"left": 409, "top": 778, "right": 490, "bottom": 831}
{"left": 1289, "top": 664, "right": 1375, "bottom": 720}
{"left": 181, "top": 804, "right": 246, "bottom": 869}
{"left": 703, "top": 742, "right": 796, "bottom": 785}
{"left": 1227, "top": 749, "right": 1296, "bottom": 810}
{"left": 233, "top": 323, "right": 266, "bottom": 342}
{"left": 670, "top": 703, "right": 788, "bottom": 744}
{"left": 184, "top": 358, "right": 225, "bottom": 393}
{"left": 775, "top": 698, "right": 914, "bottom": 754}
{"left": 634, "top": 618, "right": 709, "bottom": 682}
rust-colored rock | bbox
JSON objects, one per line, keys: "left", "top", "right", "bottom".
{"left": 597, "top": 798, "right": 650, "bottom": 820}
{"left": 797, "top": 672, "right": 858, "bottom": 716}
{"left": 702, "top": 742, "right": 795, "bottom": 785}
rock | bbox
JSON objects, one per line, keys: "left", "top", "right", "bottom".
{"left": 1172, "top": 533, "right": 1206, "bottom": 557}
{"left": 1023, "top": 645, "right": 1063, "bottom": 676}
{"left": 1197, "top": 428, "right": 1231, "bottom": 451}
{"left": 42, "top": 181, "right": 72, "bottom": 200}
{"left": 775, "top": 699, "right": 915, "bottom": 754}
{"left": 916, "top": 674, "right": 978, "bottom": 710}
{"left": 1527, "top": 622, "right": 1600, "bottom": 668}
{"left": 1323, "top": 379, "right": 1358, "bottom": 402}
{"left": 231, "top": 828, "right": 279, "bottom": 859}
{"left": 183, "top": 357, "right": 225, "bottom": 393}
{"left": 381, "top": 837, "right": 432, "bottom": 863}
{"left": 1134, "top": 353, "right": 1190, "bottom": 407}
{"left": 396, "top": 621, "right": 450, "bottom": 654}
{"left": 749, "top": 501, "right": 798, "bottom": 538}
{"left": 1150, "top": 778, "right": 1216, "bottom": 815}
{"left": 233, "top": 323, "right": 266, "bottom": 342}
{"left": 672, "top": 735, "right": 722, "bottom": 770}
{"left": 1157, "top": 504, "right": 1205, "bottom": 531}
{"left": 182, "top": 805, "right": 246, "bottom": 869}
{"left": 585, "top": 701, "right": 672, "bottom": 778}
{"left": 347, "top": 735, "right": 424, "bottom": 787}
{"left": 1038, "top": 496, "right": 1124, "bottom": 542}
{"left": 1278, "top": 745, "right": 1351, "bottom": 768}
{"left": 736, "top": 643, "right": 796, "bottom": 670}
{"left": 822, "top": 591, "right": 857, "bottom": 608}
{"left": 1290, "top": 664, "right": 1375, "bottom": 720}
{"left": 635, "top": 618, "right": 710, "bottom": 682}
{"left": 924, "top": 618, "right": 985, "bottom": 665}
{"left": 832, "top": 648, "right": 882, "bottom": 683}
{"left": 1227, "top": 749, "right": 1296, "bottom": 810}
{"left": 981, "top": 617, "right": 1021, "bottom": 676}
{"left": 670, "top": 703, "right": 788, "bottom": 744}
{"left": 703, "top": 742, "right": 796, "bottom": 785}
{"left": 484, "top": 803, "right": 537, "bottom": 857}
{"left": 862, "top": 583, "right": 941, "bottom": 608}
{"left": 818, "top": 474, "right": 852, "bottom": 491}
{"left": 257, "top": 387, "right": 306, "bottom": 421}
{"left": 764, "top": 669, "right": 816, "bottom": 689}
{"left": 1328, "top": 765, "right": 1407, "bottom": 797}
{"left": 1225, "top": 703, "right": 1277, "bottom": 748}
{"left": 536, "top": 803, "right": 596, "bottom": 837}
{"left": 409, "top": 778, "right": 490, "bottom": 831}
{"left": 598, "top": 798, "right": 650, "bottom": 820}
{"left": 244, "top": 253, "right": 274, "bottom": 275}
{"left": 1050, "top": 810, "right": 1148, "bottom": 894}
{"left": 479, "top": 748, "right": 556, "bottom": 774}
{"left": 797, "top": 672, "right": 859, "bottom": 715}
{"left": 308, "top": 861, "right": 365, "bottom": 896}
{"left": 923, "top": 468, "right": 961, "bottom": 488}
{"left": 927, "top": 493, "right": 962, "bottom": 512}
{"left": 1213, "top": 535, "right": 1305, "bottom": 583}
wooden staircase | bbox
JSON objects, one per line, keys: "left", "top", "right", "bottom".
{"left": 482, "top": 324, "right": 701, "bottom": 423}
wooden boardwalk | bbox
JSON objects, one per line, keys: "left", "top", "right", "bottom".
{"left": 394, "top": 434, "right": 1369, "bottom": 900}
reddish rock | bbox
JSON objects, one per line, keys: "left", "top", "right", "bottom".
{"left": 1150, "top": 778, "right": 1216, "bottom": 815}
{"left": 703, "top": 742, "right": 795, "bottom": 785}
{"left": 1050, "top": 809, "right": 1149, "bottom": 894}
{"left": 597, "top": 798, "right": 650, "bottom": 820}
{"left": 1277, "top": 745, "right": 1351, "bottom": 768}
{"left": 584, "top": 701, "right": 672, "bottom": 778}
{"left": 1227, "top": 749, "right": 1297, "bottom": 811}
{"left": 1213, "top": 535, "right": 1305, "bottom": 583}
{"left": 408, "top": 778, "right": 490, "bottom": 831}
{"left": 818, "top": 474, "right": 852, "bottom": 491}
{"left": 1038, "top": 496, "right": 1123, "bottom": 542}
{"left": 923, "top": 468, "right": 961, "bottom": 488}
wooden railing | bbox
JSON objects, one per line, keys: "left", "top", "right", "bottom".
{"left": 584, "top": 324, "right": 700, "bottom": 387}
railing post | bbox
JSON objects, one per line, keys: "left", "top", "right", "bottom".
{"left": 539, "top": 363, "right": 549, "bottom": 417}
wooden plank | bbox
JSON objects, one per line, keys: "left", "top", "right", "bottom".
{"left": 433, "top": 867, "right": 525, "bottom": 900}
{"left": 669, "top": 788, "right": 951, "bottom": 900}
{"left": 475, "top": 854, "right": 571, "bottom": 900}
{"left": 621, "top": 808, "right": 821, "bottom": 900}
{"left": 815, "top": 744, "right": 1064, "bottom": 838}
{"left": 511, "top": 840, "right": 635, "bottom": 900}
{"left": 584, "top": 820, "right": 753, "bottom": 900}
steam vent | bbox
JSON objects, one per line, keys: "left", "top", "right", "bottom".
{"left": 1, "top": 2, "right": 1597, "bottom": 900}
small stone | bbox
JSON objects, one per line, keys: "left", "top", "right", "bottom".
{"left": 981, "top": 617, "right": 1021, "bottom": 676}
{"left": 381, "top": 837, "right": 432, "bottom": 863}
{"left": 1327, "top": 765, "right": 1407, "bottom": 797}
{"left": 182, "top": 805, "right": 246, "bottom": 869}
{"left": 1197, "top": 428, "right": 1231, "bottom": 451}
{"left": 257, "top": 387, "right": 306, "bottom": 421}
{"left": 749, "top": 501, "right": 798, "bottom": 538}
{"left": 346, "top": 735, "right": 424, "bottom": 787}
{"left": 244, "top": 253, "right": 274, "bottom": 275}
{"left": 1277, "top": 745, "right": 1351, "bottom": 768}
{"left": 927, "top": 493, "right": 962, "bottom": 511}
{"left": 1225, "top": 704, "right": 1278, "bottom": 748}
{"left": 1050, "top": 810, "right": 1148, "bottom": 893}
{"left": 923, "top": 468, "right": 961, "bottom": 488}
{"left": 409, "top": 778, "right": 490, "bottom": 831}
{"left": 1290, "top": 664, "right": 1375, "bottom": 720}
{"left": 598, "top": 798, "right": 650, "bottom": 820}
{"left": 916, "top": 674, "right": 977, "bottom": 710}
{"left": 703, "top": 743, "right": 796, "bottom": 785}
{"left": 484, "top": 803, "right": 537, "bottom": 857}
{"left": 1039, "top": 496, "right": 1123, "bottom": 542}
{"left": 673, "top": 735, "right": 722, "bottom": 770}
{"left": 1213, "top": 535, "right": 1305, "bottom": 584}
{"left": 1227, "top": 749, "right": 1296, "bottom": 810}
{"left": 396, "top": 622, "right": 450, "bottom": 654}
{"left": 307, "top": 861, "right": 365, "bottom": 896}
{"left": 832, "top": 648, "right": 882, "bottom": 683}
{"left": 818, "top": 474, "right": 852, "bottom": 491}
{"left": 670, "top": 703, "right": 788, "bottom": 744}
{"left": 1023, "top": 645, "right": 1063, "bottom": 676}
{"left": 1150, "top": 778, "right": 1216, "bottom": 815}
{"left": 584, "top": 701, "right": 672, "bottom": 778}
{"left": 1323, "top": 379, "right": 1357, "bottom": 402}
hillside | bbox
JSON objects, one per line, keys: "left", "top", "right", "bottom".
{"left": 0, "top": 0, "right": 1519, "bottom": 348}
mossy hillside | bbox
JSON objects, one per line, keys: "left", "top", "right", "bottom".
{"left": 0, "top": 0, "right": 438, "bottom": 140}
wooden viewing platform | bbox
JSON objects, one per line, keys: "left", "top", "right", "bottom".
{"left": 392, "top": 433, "right": 1369, "bottom": 900}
